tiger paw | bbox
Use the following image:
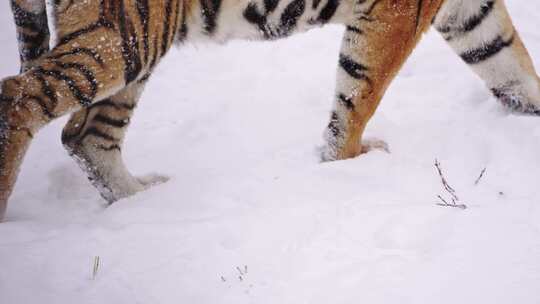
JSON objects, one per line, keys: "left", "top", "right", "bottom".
{"left": 319, "top": 137, "right": 389, "bottom": 162}
{"left": 137, "top": 174, "right": 170, "bottom": 190}
{"left": 492, "top": 86, "right": 540, "bottom": 116}
{"left": 99, "top": 174, "right": 169, "bottom": 204}
{"left": 360, "top": 138, "right": 390, "bottom": 154}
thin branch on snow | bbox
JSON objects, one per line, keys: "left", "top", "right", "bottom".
{"left": 436, "top": 195, "right": 467, "bottom": 210}
{"left": 474, "top": 168, "right": 487, "bottom": 185}
{"left": 434, "top": 159, "right": 467, "bottom": 210}
{"left": 92, "top": 256, "right": 100, "bottom": 280}
{"left": 236, "top": 266, "right": 244, "bottom": 276}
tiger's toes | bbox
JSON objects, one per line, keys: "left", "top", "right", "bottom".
{"left": 492, "top": 86, "right": 540, "bottom": 116}
{"left": 319, "top": 137, "right": 389, "bottom": 162}
{"left": 499, "top": 97, "right": 540, "bottom": 116}
{"left": 102, "top": 174, "right": 169, "bottom": 204}
{"left": 360, "top": 138, "right": 390, "bottom": 154}
{"left": 137, "top": 174, "right": 170, "bottom": 190}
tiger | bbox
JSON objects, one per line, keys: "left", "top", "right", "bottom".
{"left": 0, "top": 0, "right": 538, "bottom": 220}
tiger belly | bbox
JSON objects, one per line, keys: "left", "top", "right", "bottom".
{"left": 181, "top": 0, "right": 355, "bottom": 42}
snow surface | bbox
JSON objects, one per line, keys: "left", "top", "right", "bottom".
{"left": 1, "top": 2, "right": 540, "bottom": 303}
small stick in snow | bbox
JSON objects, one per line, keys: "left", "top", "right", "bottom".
{"left": 92, "top": 256, "right": 100, "bottom": 280}
{"left": 474, "top": 168, "right": 487, "bottom": 185}
{"left": 436, "top": 195, "right": 467, "bottom": 210}
{"left": 434, "top": 160, "right": 467, "bottom": 209}
{"left": 236, "top": 266, "right": 244, "bottom": 276}
{"left": 434, "top": 160, "right": 459, "bottom": 202}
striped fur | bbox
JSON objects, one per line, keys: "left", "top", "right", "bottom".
{"left": 0, "top": 0, "right": 538, "bottom": 220}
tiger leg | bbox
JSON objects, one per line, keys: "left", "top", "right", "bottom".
{"left": 0, "top": 4, "right": 150, "bottom": 219}
{"left": 9, "top": 0, "right": 50, "bottom": 72}
{"left": 433, "top": 0, "right": 540, "bottom": 114}
{"left": 61, "top": 81, "right": 167, "bottom": 203}
{"left": 322, "top": 0, "right": 444, "bottom": 161}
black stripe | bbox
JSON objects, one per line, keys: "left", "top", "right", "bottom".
{"left": 32, "top": 71, "right": 58, "bottom": 112}
{"left": 80, "top": 127, "right": 119, "bottom": 143}
{"left": 243, "top": 3, "right": 270, "bottom": 38}
{"left": 315, "top": 0, "right": 340, "bottom": 24}
{"left": 10, "top": 0, "right": 50, "bottom": 64}
{"left": 48, "top": 48, "right": 105, "bottom": 67}
{"left": 161, "top": 0, "right": 175, "bottom": 54}
{"left": 339, "top": 54, "right": 369, "bottom": 80}
{"left": 56, "top": 23, "right": 105, "bottom": 49}
{"left": 327, "top": 111, "right": 340, "bottom": 137}
{"left": 264, "top": 0, "right": 279, "bottom": 13}
{"left": 200, "top": 0, "right": 222, "bottom": 35}
{"left": 0, "top": 95, "right": 14, "bottom": 103}
{"left": 415, "top": 0, "right": 423, "bottom": 32}
{"left": 437, "top": 1, "right": 495, "bottom": 36}
{"left": 148, "top": 35, "right": 160, "bottom": 71}
{"left": 55, "top": 0, "right": 75, "bottom": 13}
{"left": 62, "top": 108, "right": 91, "bottom": 144}
{"left": 355, "top": 0, "right": 382, "bottom": 23}
{"left": 11, "top": 0, "right": 49, "bottom": 36}
{"left": 346, "top": 25, "right": 363, "bottom": 34}
{"left": 279, "top": 0, "right": 306, "bottom": 36}
{"left": 24, "top": 94, "right": 55, "bottom": 120}
{"left": 93, "top": 114, "right": 130, "bottom": 128}
{"left": 462, "top": 1, "right": 495, "bottom": 32}
{"left": 178, "top": 2, "right": 189, "bottom": 42}
{"left": 89, "top": 99, "right": 136, "bottom": 111}
{"left": 338, "top": 94, "right": 355, "bottom": 110}
{"left": 96, "top": 144, "right": 122, "bottom": 151}
{"left": 170, "top": 0, "right": 181, "bottom": 45}
{"left": 118, "top": 2, "right": 143, "bottom": 84}
{"left": 35, "top": 68, "right": 93, "bottom": 106}
{"left": 135, "top": 0, "right": 151, "bottom": 64}
{"left": 53, "top": 61, "right": 98, "bottom": 100}
{"left": 460, "top": 34, "right": 514, "bottom": 64}
{"left": 139, "top": 73, "right": 152, "bottom": 82}
{"left": 18, "top": 31, "right": 47, "bottom": 47}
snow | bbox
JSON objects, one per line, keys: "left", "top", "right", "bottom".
{"left": 1, "top": 1, "right": 540, "bottom": 303}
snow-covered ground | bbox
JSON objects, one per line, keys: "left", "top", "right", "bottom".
{"left": 1, "top": 2, "right": 540, "bottom": 303}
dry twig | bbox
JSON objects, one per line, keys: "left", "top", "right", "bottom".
{"left": 434, "top": 160, "right": 467, "bottom": 210}
{"left": 474, "top": 168, "right": 487, "bottom": 185}
{"left": 92, "top": 256, "right": 100, "bottom": 280}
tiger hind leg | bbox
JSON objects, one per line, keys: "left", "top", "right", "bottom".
{"left": 10, "top": 0, "right": 50, "bottom": 72}
{"left": 434, "top": 0, "right": 540, "bottom": 114}
{"left": 61, "top": 82, "right": 168, "bottom": 203}
{"left": 322, "top": 0, "right": 444, "bottom": 160}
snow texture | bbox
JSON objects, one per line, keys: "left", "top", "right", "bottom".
{"left": 1, "top": 1, "right": 540, "bottom": 303}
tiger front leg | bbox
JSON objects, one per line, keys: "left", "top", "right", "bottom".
{"left": 322, "top": 0, "right": 442, "bottom": 161}
{"left": 0, "top": 22, "right": 137, "bottom": 221}
{"left": 0, "top": 78, "right": 40, "bottom": 220}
